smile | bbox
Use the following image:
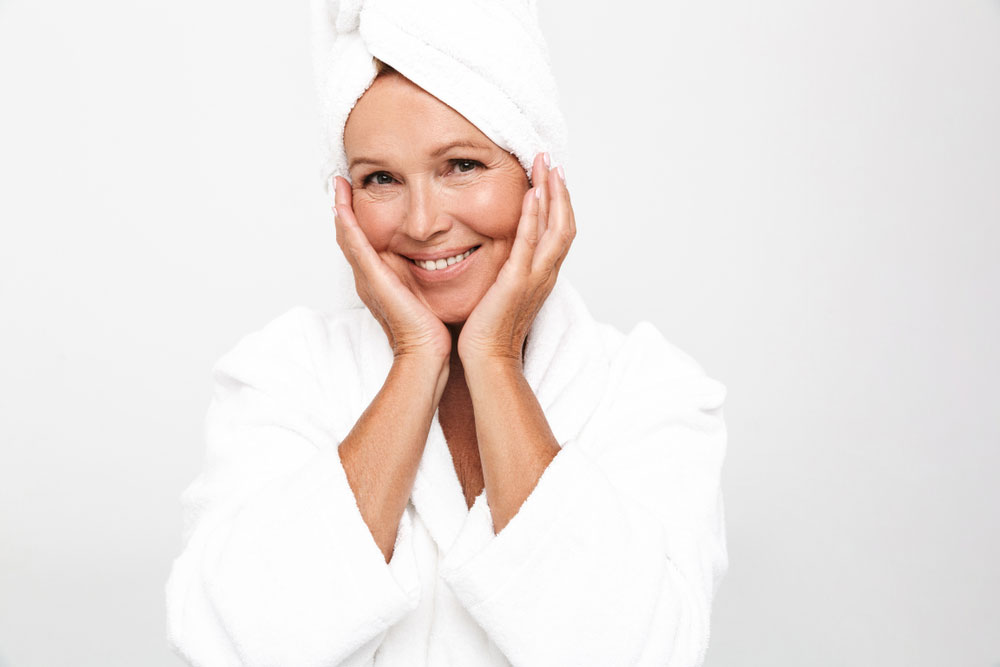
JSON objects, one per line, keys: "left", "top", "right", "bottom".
{"left": 405, "top": 245, "right": 481, "bottom": 282}
{"left": 406, "top": 246, "right": 480, "bottom": 271}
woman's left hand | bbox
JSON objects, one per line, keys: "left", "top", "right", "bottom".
{"left": 457, "top": 152, "right": 576, "bottom": 369}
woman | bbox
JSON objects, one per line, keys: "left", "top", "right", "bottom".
{"left": 165, "top": 1, "right": 729, "bottom": 666}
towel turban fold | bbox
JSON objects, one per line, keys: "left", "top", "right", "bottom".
{"left": 309, "top": 0, "right": 569, "bottom": 196}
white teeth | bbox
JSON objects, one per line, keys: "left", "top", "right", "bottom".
{"left": 416, "top": 247, "right": 476, "bottom": 271}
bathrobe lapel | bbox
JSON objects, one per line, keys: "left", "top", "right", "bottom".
{"left": 350, "top": 275, "right": 611, "bottom": 554}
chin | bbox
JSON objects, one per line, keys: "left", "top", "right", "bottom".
{"left": 415, "top": 268, "right": 496, "bottom": 325}
{"left": 435, "top": 306, "right": 473, "bottom": 326}
{"left": 428, "top": 294, "right": 480, "bottom": 326}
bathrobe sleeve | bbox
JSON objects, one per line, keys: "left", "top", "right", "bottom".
{"left": 439, "top": 321, "right": 729, "bottom": 667}
{"left": 165, "top": 307, "right": 420, "bottom": 667}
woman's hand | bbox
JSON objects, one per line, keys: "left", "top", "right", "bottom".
{"left": 457, "top": 152, "right": 576, "bottom": 369}
{"left": 333, "top": 176, "right": 452, "bottom": 363}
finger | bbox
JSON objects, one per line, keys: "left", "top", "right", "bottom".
{"left": 332, "top": 189, "right": 357, "bottom": 278}
{"left": 556, "top": 164, "right": 575, "bottom": 237}
{"left": 532, "top": 163, "right": 575, "bottom": 275}
{"left": 332, "top": 196, "right": 374, "bottom": 307}
{"left": 333, "top": 177, "right": 404, "bottom": 307}
{"left": 509, "top": 152, "right": 548, "bottom": 265}
{"left": 536, "top": 152, "right": 550, "bottom": 238}
{"left": 333, "top": 176, "right": 384, "bottom": 275}
{"left": 334, "top": 177, "right": 424, "bottom": 310}
{"left": 505, "top": 178, "right": 541, "bottom": 274}
{"left": 332, "top": 176, "right": 353, "bottom": 255}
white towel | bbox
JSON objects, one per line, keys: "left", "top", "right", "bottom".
{"left": 164, "top": 275, "right": 730, "bottom": 666}
{"left": 309, "top": 0, "right": 569, "bottom": 196}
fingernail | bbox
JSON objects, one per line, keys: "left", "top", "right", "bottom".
{"left": 557, "top": 165, "right": 566, "bottom": 184}
{"left": 543, "top": 152, "right": 551, "bottom": 168}
{"left": 534, "top": 187, "right": 541, "bottom": 200}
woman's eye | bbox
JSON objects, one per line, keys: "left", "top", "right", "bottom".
{"left": 362, "top": 162, "right": 481, "bottom": 185}
{"left": 364, "top": 172, "right": 395, "bottom": 186}
{"left": 452, "top": 159, "right": 482, "bottom": 174}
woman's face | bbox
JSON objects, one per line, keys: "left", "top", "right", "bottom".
{"left": 343, "top": 73, "right": 530, "bottom": 325}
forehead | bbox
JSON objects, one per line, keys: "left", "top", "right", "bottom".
{"left": 344, "top": 75, "right": 496, "bottom": 157}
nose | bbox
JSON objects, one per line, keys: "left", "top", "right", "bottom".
{"left": 401, "top": 180, "right": 452, "bottom": 242}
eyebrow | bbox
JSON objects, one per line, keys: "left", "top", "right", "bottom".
{"left": 348, "top": 140, "right": 491, "bottom": 171}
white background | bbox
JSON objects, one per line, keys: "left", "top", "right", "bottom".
{"left": 1, "top": 0, "right": 998, "bottom": 665}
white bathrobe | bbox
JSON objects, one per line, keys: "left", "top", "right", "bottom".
{"left": 165, "top": 275, "right": 729, "bottom": 667}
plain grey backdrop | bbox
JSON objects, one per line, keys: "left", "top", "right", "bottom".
{"left": 1, "top": 0, "right": 998, "bottom": 665}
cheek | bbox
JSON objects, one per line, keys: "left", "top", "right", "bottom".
{"left": 461, "top": 186, "right": 523, "bottom": 239}
{"left": 353, "top": 201, "right": 400, "bottom": 250}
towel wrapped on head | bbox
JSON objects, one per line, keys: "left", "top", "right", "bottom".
{"left": 309, "top": 0, "right": 569, "bottom": 196}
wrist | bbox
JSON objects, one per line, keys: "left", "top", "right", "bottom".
{"left": 393, "top": 349, "right": 449, "bottom": 373}
{"left": 392, "top": 351, "right": 450, "bottom": 400}
{"left": 457, "top": 335, "right": 527, "bottom": 374}
{"left": 461, "top": 354, "right": 523, "bottom": 383}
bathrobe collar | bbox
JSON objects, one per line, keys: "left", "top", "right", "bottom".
{"left": 351, "top": 275, "right": 610, "bottom": 553}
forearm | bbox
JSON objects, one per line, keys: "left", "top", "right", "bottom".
{"left": 463, "top": 359, "right": 560, "bottom": 533}
{"left": 339, "top": 353, "right": 449, "bottom": 561}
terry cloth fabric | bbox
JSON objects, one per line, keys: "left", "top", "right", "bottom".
{"left": 308, "top": 0, "right": 569, "bottom": 196}
{"left": 164, "top": 274, "right": 730, "bottom": 666}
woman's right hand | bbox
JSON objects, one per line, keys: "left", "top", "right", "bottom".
{"left": 332, "top": 175, "right": 452, "bottom": 363}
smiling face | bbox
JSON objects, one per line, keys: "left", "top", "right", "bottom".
{"left": 343, "top": 73, "right": 530, "bottom": 325}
